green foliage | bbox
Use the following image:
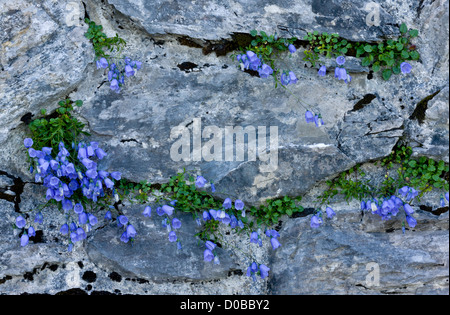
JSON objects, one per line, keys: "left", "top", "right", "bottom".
{"left": 303, "top": 23, "right": 420, "bottom": 80}
{"left": 28, "top": 99, "right": 88, "bottom": 155}
{"left": 249, "top": 196, "right": 304, "bottom": 226}
{"left": 354, "top": 23, "right": 420, "bottom": 80}
{"left": 318, "top": 165, "right": 373, "bottom": 205}
{"left": 303, "top": 31, "right": 352, "bottom": 61}
{"left": 319, "top": 146, "right": 449, "bottom": 206}
{"left": 84, "top": 18, "right": 126, "bottom": 60}
{"left": 234, "top": 30, "right": 297, "bottom": 83}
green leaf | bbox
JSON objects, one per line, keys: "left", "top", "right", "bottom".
{"left": 396, "top": 43, "right": 404, "bottom": 51}
{"left": 409, "top": 29, "right": 419, "bottom": 37}
{"left": 382, "top": 69, "right": 393, "bottom": 81}
{"left": 410, "top": 50, "right": 420, "bottom": 60}
{"left": 364, "top": 45, "right": 373, "bottom": 53}
{"left": 75, "top": 100, "right": 83, "bottom": 107}
{"left": 401, "top": 50, "right": 410, "bottom": 59}
{"left": 400, "top": 23, "right": 408, "bottom": 34}
{"left": 372, "top": 63, "right": 381, "bottom": 72}
{"left": 40, "top": 109, "right": 47, "bottom": 116}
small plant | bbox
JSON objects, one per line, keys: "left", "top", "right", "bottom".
{"left": 28, "top": 99, "right": 88, "bottom": 158}
{"left": 249, "top": 196, "right": 304, "bottom": 226}
{"left": 84, "top": 18, "right": 142, "bottom": 93}
{"left": 303, "top": 31, "right": 352, "bottom": 65}
{"left": 354, "top": 23, "right": 420, "bottom": 80}
{"left": 314, "top": 146, "right": 449, "bottom": 230}
{"left": 304, "top": 23, "right": 420, "bottom": 81}
{"left": 233, "top": 30, "right": 325, "bottom": 129}
{"left": 84, "top": 18, "right": 126, "bottom": 60}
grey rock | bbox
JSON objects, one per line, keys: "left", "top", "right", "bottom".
{"left": 269, "top": 210, "right": 449, "bottom": 295}
{"left": 107, "top": 0, "right": 400, "bottom": 41}
{"left": 0, "top": 0, "right": 93, "bottom": 146}
{"left": 86, "top": 205, "right": 239, "bottom": 282}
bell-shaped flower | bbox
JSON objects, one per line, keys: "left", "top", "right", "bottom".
{"left": 270, "top": 237, "right": 281, "bottom": 250}
{"left": 143, "top": 206, "right": 152, "bottom": 217}
{"left": 126, "top": 224, "right": 137, "bottom": 238}
{"left": 24, "top": 138, "right": 33, "bottom": 148}
{"left": 401, "top": 62, "right": 412, "bottom": 74}
{"left": 172, "top": 218, "right": 182, "bottom": 229}
{"left": 259, "top": 264, "right": 270, "bottom": 279}
{"left": 21, "top": 234, "right": 29, "bottom": 247}
{"left": 16, "top": 216, "right": 26, "bottom": 229}
{"left": 162, "top": 205, "right": 174, "bottom": 216}
{"left": 203, "top": 249, "right": 214, "bottom": 262}
{"left": 326, "top": 207, "right": 336, "bottom": 219}
{"left": 318, "top": 65, "right": 327, "bottom": 77}
{"left": 223, "top": 198, "right": 232, "bottom": 210}
{"left": 195, "top": 176, "right": 207, "bottom": 188}
{"left": 168, "top": 231, "right": 177, "bottom": 242}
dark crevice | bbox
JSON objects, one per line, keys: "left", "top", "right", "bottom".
{"left": 351, "top": 94, "right": 377, "bottom": 112}
{"left": 177, "top": 62, "right": 199, "bottom": 72}
{"left": 410, "top": 90, "right": 441, "bottom": 124}
{"left": 419, "top": 205, "right": 449, "bottom": 216}
{"left": 120, "top": 139, "right": 139, "bottom": 144}
{"left": 0, "top": 170, "right": 25, "bottom": 213}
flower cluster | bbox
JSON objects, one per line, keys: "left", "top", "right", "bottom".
{"left": 360, "top": 186, "right": 420, "bottom": 228}
{"left": 202, "top": 197, "right": 246, "bottom": 229}
{"left": 236, "top": 51, "right": 274, "bottom": 79}
{"left": 310, "top": 206, "right": 336, "bottom": 229}
{"left": 203, "top": 241, "right": 220, "bottom": 265}
{"left": 246, "top": 262, "right": 270, "bottom": 281}
{"left": 142, "top": 201, "right": 183, "bottom": 249}
{"left": 96, "top": 56, "right": 142, "bottom": 93}
{"left": 305, "top": 110, "right": 324, "bottom": 128}
{"left": 19, "top": 138, "right": 122, "bottom": 250}
{"left": 318, "top": 56, "right": 352, "bottom": 84}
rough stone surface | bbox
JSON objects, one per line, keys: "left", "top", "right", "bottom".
{"left": 269, "top": 210, "right": 449, "bottom": 295}
{"left": 86, "top": 206, "right": 239, "bottom": 282}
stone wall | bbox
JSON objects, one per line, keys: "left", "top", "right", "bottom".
{"left": 0, "top": 0, "right": 448, "bottom": 295}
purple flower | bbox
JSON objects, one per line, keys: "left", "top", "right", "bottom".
{"left": 60, "top": 224, "right": 69, "bottom": 235}
{"left": 34, "top": 212, "right": 43, "bottom": 224}
{"left": 110, "top": 79, "right": 120, "bottom": 93}
{"left": 270, "top": 237, "right": 281, "bottom": 250}
{"left": 76, "top": 227, "right": 86, "bottom": 240}
{"left": 120, "top": 231, "right": 129, "bottom": 243}
{"left": 399, "top": 186, "right": 409, "bottom": 197}
{"left": 288, "top": 71, "right": 298, "bottom": 84}
{"left": 126, "top": 224, "right": 137, "bottom": 238}
{"left": 258, "top": 64, "right": 273, "bottom": 79}
{"left": 162, "top": 205, "right": 174, "bottom": 216}
{"left": 74, "top": 203, "right": 84, "bottom": 214}
{"left": 305, "top": 111, "right": 315, "bottom": 124}
{"left": 110, "top": 172, "right": 121, "bottom": 180}
{"left": 16, "top": 216, "right": 26, "bottom": 229}
{"left": 125, "top": 65, "right": 135, "bottom": 77}
{"left": 235, "top": 199, "right": 244, "bottom": 211}
{"left": 445, "top": 192, "right": 449, "bottom": 202}
{"left": 78, "top": 212, "right": 88, "bottom": 225}
{"left": 223, "top": 198, "right": 232, "bottom": 210}
{"left": 211, "top": 183, "right": 216, "bottom": 193}
{"left": 104, "top": 177, "right": 114, "bottom": 189}
{"left": 168, "top": 231, "right": 177, "bottom": 242}
{"left": 406, "top": 215, "right": 417, "bottom": 228}
{"left": 172, "top": 218, "right": 182, "bottom": 229}
{"left": 24, "top": 138, "right": 33, "bottom": 148}
{"left": 205, "top": 241, "right": 216, "bottom": 251}
{"left": 404, "top": 204, "right": 414, "bottom": 215}
{"left": 318, "top": 65, "right": 327, "bottom": 77}
{"left": 105, "top": 210, "right": 112, "bottom": 220}
{"left": 259, "top": 264, "right": 270, "bottom": 279}
{"left": 95, "top": 148, "right": 107, "bottom": 160}
{"left": 310, "top": 215, "right": 323, "bottom": 229}
{"left": 97, "top": 57, "right": 108, "bottom": 69}
{"left": 288, "top": 44, "right": 297, "bottom": 53}
{"left": 250, "top": 231, "right": 259, "bottom": 244}
{"left": 88, "top": 214, "right": 98, "bottom": 225}
{"left": 195, "top": 175, "right": 207, "bottom": 188}
{"left": 281, "top": 73, "right": 290, "bottom": 86}
{"left": 336, "top": 56, "right": 346, "bottom": 66}
{"left": 335, "top": 67, "right": 347, "bottom": 81}
{"left": 143, "top": 206, "right": 152, "bottom": 217}
{"left": 21, "top": 234, "right": 29, "bottom": 247}
{"left": 28, "top": 226, "right": 36, "bottom": 237}
{"left": 62, "top": 199, "right": 73, "bottom": 212}
{"left": 314, "top": 114, "right": 324, "bottom": 127}
{"left": 204, "top": 249, "right": 214, "bottom": 262}
{"left": 401, "top": 62, "right": 412, "bottom": 74}
{"left": 326, "top": 207, "right": 336, "bottom": 219}
{"left": 203, "top": 210, "right": 211, "bottom": 221}
{"left": 118, "top": 215, "right": 128, "bottom": 226}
